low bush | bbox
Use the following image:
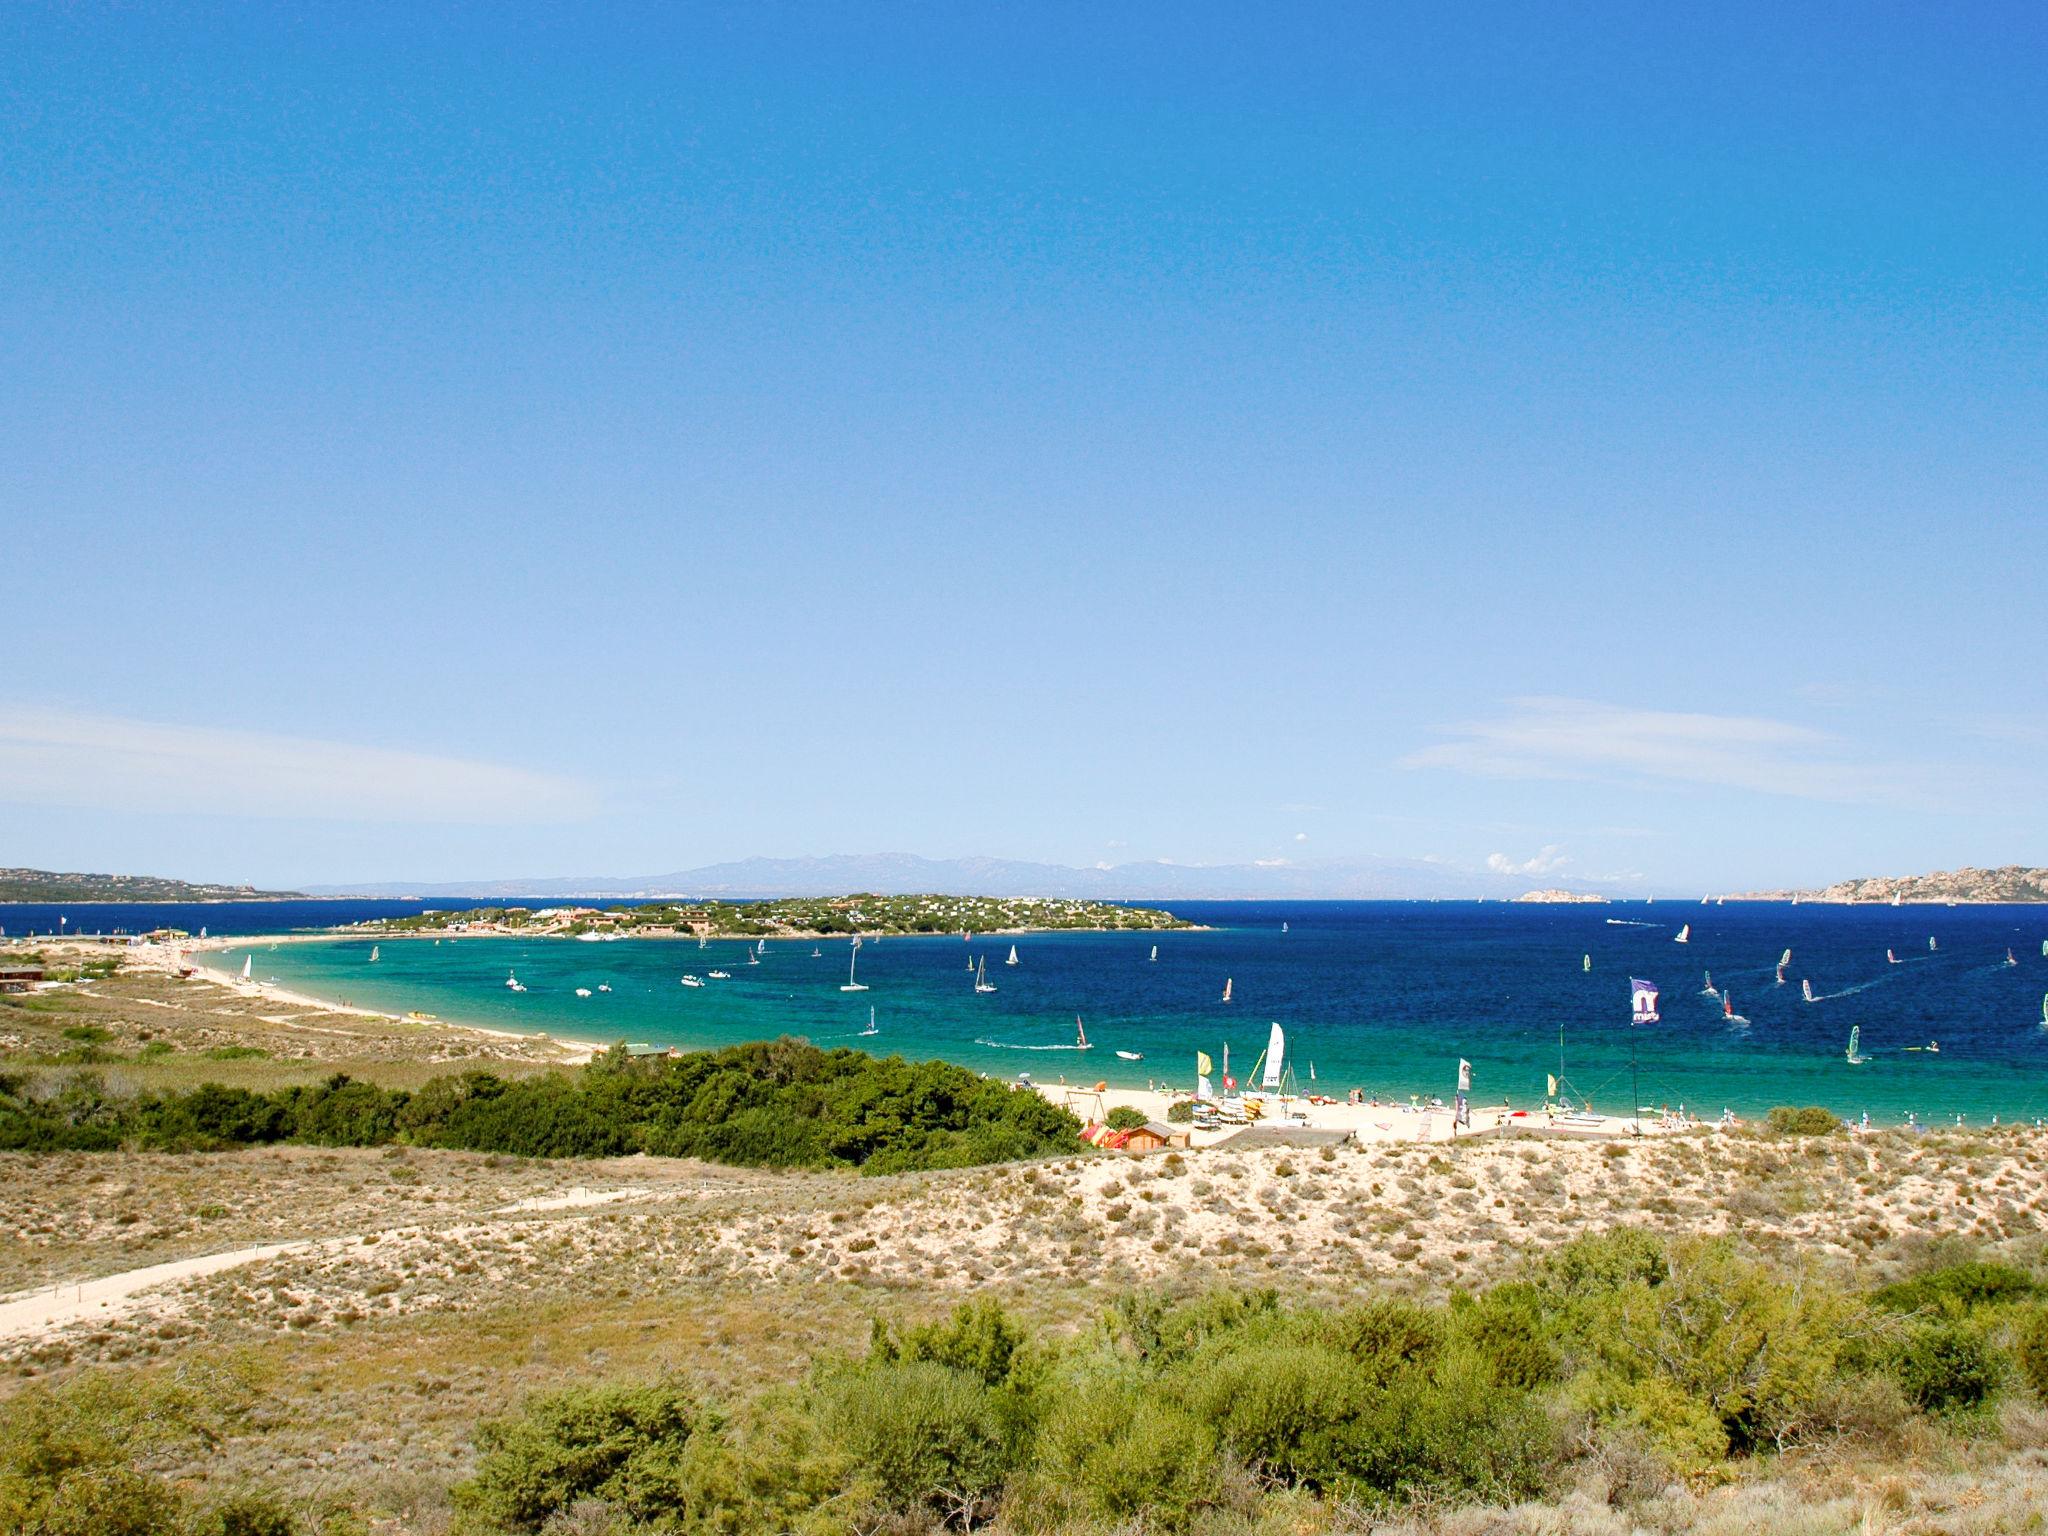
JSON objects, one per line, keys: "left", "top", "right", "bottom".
{"left": 1766, "top": 1105, "right": 1844, "bottom": 1136}
{"left": 1104, "top": 1105, "right": 1148, "bottom": 1131}
{"left": 455, "top": 1379, "right": 704, "bottom": 1531}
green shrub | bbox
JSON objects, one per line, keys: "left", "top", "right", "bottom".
{"left": 1887, "top": 1319, "right": 2004, "bottom": 1415}
{"left": 1450, "top": 1282, "right": 1560, "bottom": 1389}
{"left": 1873, "top": 1261, "right": 2040, "bottom": 1316}
{"left": 1166, "top": 1099, "right": 1194, "bottom": 1123}
{"left": 455, "top": 1379, "right": 704, "bottom": 1531}
{"left": 190, "top": 1492, "right": 299, "bottom": 1536}
{"left": 1179, "top": 1340, "right": 1369, "bottom": 1489}
{"left": 1766, "top": 1105, "right": 1843, "bottom": 1136}
{"left": 1104, "top": 1105, "right": 1148, "bottom": 1131}
{"left": 2015, "top": 1305, "right": 2048, "bottom": 1401}
{"left": 822, "top": 1361, "right": 1009, "bottom": 1522}
{"left": 1026, "top": 1366, "right": 1220, "bottom": 1529}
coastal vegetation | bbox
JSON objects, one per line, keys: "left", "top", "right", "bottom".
{"left": 360, "top": 893, "right": 1192, "bottom": 938}
{"left": 0, "top": 868, "right": 302, "bottom": 903}
{"left": 8, "top": 1235, "right": 2048, "bottom": 1535}
{"left": 0, "top": 1039, "right": 1082, "bottom": 1174}
{"left": 1736, "top": 864, "right": 2048, "bottom": 904}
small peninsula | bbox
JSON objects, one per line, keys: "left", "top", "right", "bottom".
{"left": 356, "top": 891, "right": 1193, "bottom": 938}
{"left": 1734, "top": 865, "right": 2048, "bottom": 904}
{"left": 1512, "top": 888, "right": 1608, "bottom": 904}
{"left": 0, "top": 867, "right": 304, "bottom": 903}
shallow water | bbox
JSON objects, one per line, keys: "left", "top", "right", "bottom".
{"left": 176, "top": 900, "right": 2048, "bottom": 1123}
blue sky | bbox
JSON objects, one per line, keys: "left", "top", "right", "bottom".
{"left": 3, "top": 3, "right": 2043, "bottom": 892}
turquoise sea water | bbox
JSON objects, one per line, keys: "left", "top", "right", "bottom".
{"left": 198, "top": 901, "right": 2048, "bottom": 1123}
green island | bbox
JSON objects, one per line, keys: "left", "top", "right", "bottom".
{"left": 0, "top": 867, "right": 304, "bottom": 903}
{"left": 359, "top": 892, "right": 1194, "bottom": 938}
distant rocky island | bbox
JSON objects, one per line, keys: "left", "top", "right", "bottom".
{"left": 1512, "top": 889, "right": 1608, "bottom": 904}
{"left": 1733, "top": 865, "right": 2048, "bottom": 904}
{"left": 0, "top": 868, "right": 304, "bottom": 904}
{"left": 358, "top": 892, "right": 1193, "bottom": 938}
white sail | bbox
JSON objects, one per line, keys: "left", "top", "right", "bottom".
{"left": 1847, "top": 1026, "right": 1862, "bottom": 1063}
{"left": 1928, "top": 936, "right": 1937, "bottom": 951}
{"left": 240, "top": 955, "right": 252, "bottom": 981}
{"left": 1198, "top": 1073, "right": 1214, "bottom": 1100}
{"left": 1076, "top": 1014, "right": 1089, "bottom": 1048}
{"left": 1006, "top": 945, "right": 1018, "bottom": 966}
{"left": 1802, "top": 978, "right": 1816, "bottom": 1003}
{"left": 369, "top": 945, "right": 379, "bottom": 962}
{"left": 1582, "top": 954, "right": 1591, "bottom": 971}
{"left": 1221, "top": 977, "right": 1232, "bottom": 1003}
{"left": 1149, "top": 945, "right": 1157, "bottom": 962}
{"left": 1675, "top": 925, "right": 1690, "bottom": 944}
{"left": 1780, "top": 948, "right": 1793, "bottom": 968}
{"left": 840, "top": 941, "right": 868, "bottom": 992}
{"left": 1260, "top": 1022, "right": 1284, "bottom": 1090}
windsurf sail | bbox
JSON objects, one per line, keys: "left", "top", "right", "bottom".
{"left": 1075, "top": 1015, "right": 1089, "bottom": 1048}
{"left": 1221, "top": 977, "right": 1232, "bottom": 1004}
{"left": 1847, "top": 1025, "right": 1864, "bottom": 1064}
{"left": 1802, "top": 978, "right": 1816, "bottom": 1003}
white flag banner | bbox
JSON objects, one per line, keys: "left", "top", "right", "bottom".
{"left": 1457, "top": 1058, "right": 1471, "bottom": 1093}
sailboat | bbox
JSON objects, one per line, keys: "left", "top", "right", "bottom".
{"left": 860, "top": 1006, "right": 878, "bottom": 1038}
{"left": 1149, "top": 945, "right": 1158, "bottom": 962}
{"left": 240, "top": 955, "right": 252, "bottom": 983}
{"left": 2006, "top": 949, "right": 2018, "bottom": 967}
{"left": 1259, "top": 1021, "right": 1286, "bottom": 1091}
{"left": 973, "top": 957, "right": 997, "bottom": 994}
{"left": 1583, "top": 954, "right": 1591, "bottom": 972}
{"left": 1846, "top": 1026, "right": 1866, "bottom": 1064}
{"left": 840, "top": 939, "right": 869, "bottom": 993}
{"left": 1221, "top": 977, "right": 1233, "bottom": 1004}
{"left": 1281, "top": 921, "right": 1289, "bottom": 933}
{"left": 1075, "top": 1015, "right": 1090, "bottom": 1049}
{"left": 369, "top": 945, "right": 380, "bottom": 962}
{"left": 811, "top": 947, "right": 821, "bottom": 958}
{"left": 505, "top": 970, "right": 526, "bottom": 993}
{"left": 966, "top": 954, "right": 976, "bottom": 971}
{"left": 1675, "top": 925, "right": 1690, "bottom": 944}
{"left": 1006, "top": 945, "right": 1019, "bottom": 967}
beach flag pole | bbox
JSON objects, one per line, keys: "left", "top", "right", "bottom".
{"left": 1628, "top": 978, "right": 1659, "bottom": 1138}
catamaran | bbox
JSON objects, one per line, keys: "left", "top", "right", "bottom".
{"left": 860, "top": 1006, "right": 878, "bottom": 1037}
{"left": 1675, "top": 925, "right": 1690, "bottom": 944}
{"left": 1846, "top": 1026, "right": 1866, "bottom": 1064}
{"left": 973, "top": 957, "right": 997, "bottom": 994}
{"left": 240, "top": 955, "right": 252, "bottom": 982}
{"left": 1221, "top": 977, "right": 1233, "bottom": 1004}
{"left": 840, "top": 939, "right": 868, "bottom": 993}
{"left": 1258, "top": 1021, "right": 1286, "bottom": 1092}
{"left": 1006, "top": 945, "right": 1018, "bottom": 967}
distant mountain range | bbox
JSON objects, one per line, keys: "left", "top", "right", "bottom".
{"left": 304, "top": 852, "right": 1625, "bottom": 902}
{"left": 0, "top": 868, "right": 304, "bottom": 903}
{"left": 1732, "top": 865, "right": 2048, "bottom": 904}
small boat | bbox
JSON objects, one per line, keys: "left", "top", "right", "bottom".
{"left": 1282, "top": 921, "right": 1289, "bottom": 933}
{"left": 1221, "top": 977, "right": 1233, "bottom": 1004}
{"left": 597, "top": 983, "right": 611, "bottom": 992}
{"left": 240, "top": 955, "right": 253, "bottom": 982}
{"left": 575, "top": 988, "right": 592, "bottom": 998}
{"left": 974, "top": 956, "right": 997, "bottom": 994}
{"left": 1149, "top": 945, "right": 1158, "bottom": 962}
{"left": 1846, "top": 1026, "right": 1866, "bottom": 1065}
{"left": 1675, "top": 925, "right": 1690, "bottom": 944}
{"left": 1891, "top": 893, "right": 1901, "bottom": 906}
{"left": 1115, "top": 1049, "right": 1143, "bottom": 1061}
{"left": 1802, "top": 978, "right": 1817, "bottom": 1003}
{"left": 860, "top": 1006, "right": 878, "bottom": 1038}
{"left": 680, "top": 975, "right": 704, "bottom": 987}
{"left": 840, "top": 939, "right": 868, "bottom": 993}
{"left": 708, "top": 969, "right": 730, "bottom": 979}
{"left": 811, "top": 947, "right": 822, "bottom": 958}
{"left": 369, "top": 945, "right": 380, "bottom": 962}
{"left": 1075, "top": 1014, "right": 1091, "bottom": 1048}
{"left": 1903, "top": 1041, "right": 1940, "bottom": 1054}
{"left": 1006, "top": 945, "right": 1019, "bottom": 967}
{"left": 505, "top": 970, "right": 521, "bottom": 989}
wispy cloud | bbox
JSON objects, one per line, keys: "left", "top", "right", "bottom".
{"left": 1402, "top": 696, "right": 1942, "bottom": 805}
{"left": 1485, "top": 845, "right": 1568, "bottom": 876}
{"left": 0, "top": 706, "right": 596, "bottom": 824}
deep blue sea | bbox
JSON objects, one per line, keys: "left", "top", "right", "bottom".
{"left": 9, "top": 899, "right": 2048, "bottom": 1122}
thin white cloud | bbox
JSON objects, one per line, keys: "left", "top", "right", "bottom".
{"left": 1402, "top": 696, "right": 1941, "bottom": 805}
{"left": 1486, "top": 845, "right": 1568, "bottom": 876}
{"left": 0, "top": 705, "right": 596, "bottom": 824}
{"left": 1293, "top": 831, "right": 1309, "bottom": 842}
